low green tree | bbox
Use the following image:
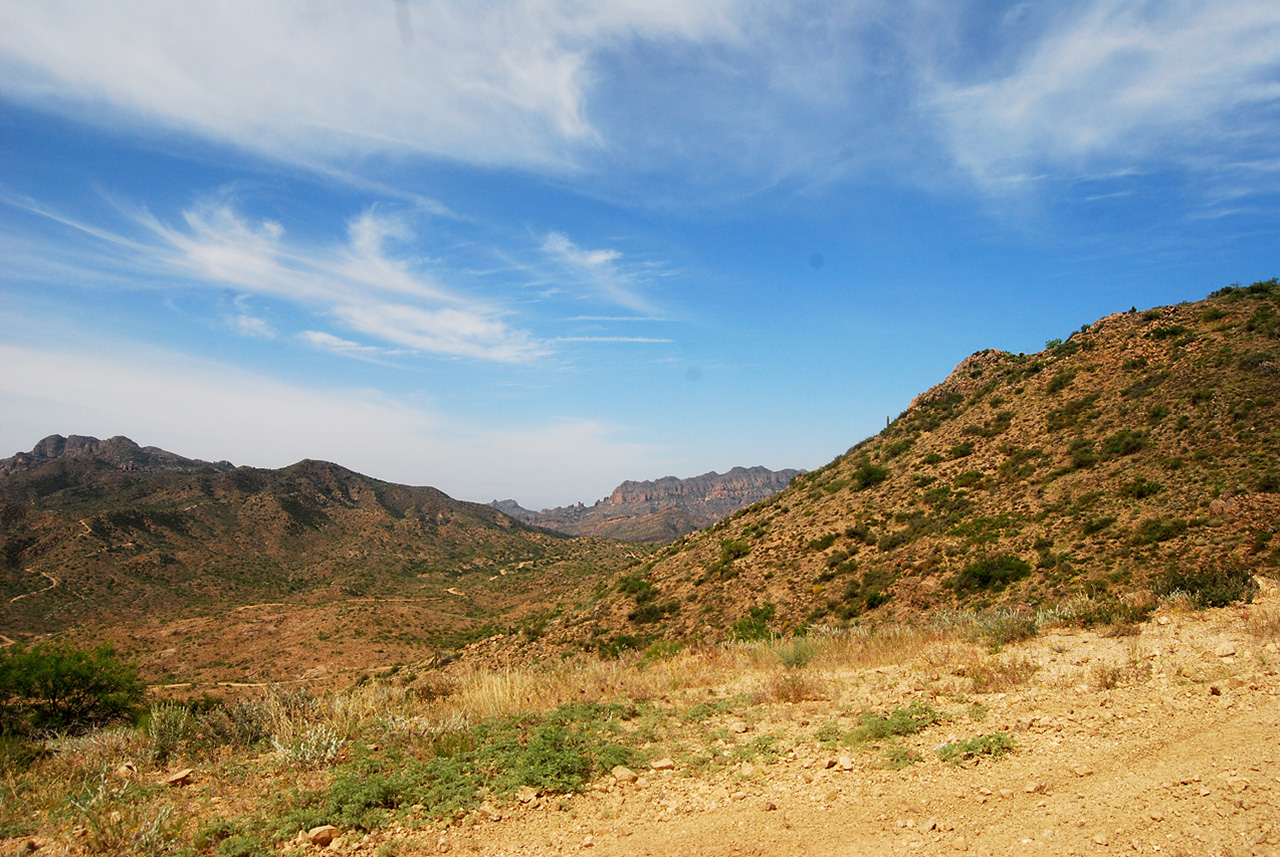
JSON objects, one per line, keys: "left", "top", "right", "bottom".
{"left": 0, "top": 642, "right": 145, "bottom": 735}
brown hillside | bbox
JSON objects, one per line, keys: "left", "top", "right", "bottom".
{"left": 0, "top": 443, "right": 648, "bottom": 669}
{"left": 527, "top": 281, "right": 1280, "bottom": 651}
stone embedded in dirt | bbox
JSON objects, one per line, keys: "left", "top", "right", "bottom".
{"left": 824, "top": 758, "right": 837, "bottom": 769}
{"left": 516, "top": 785, "right": 537, "bottom": 803}
{"left": 115, "top": 762, "right": 137, "bottom": 780}
{"left": 731, "top": 791, "right": 746, "bottom": 801}
{"left": 165, "top": 768, "right": 194, "bottom": 787}
{"left": 582, "top": 835, "right": 594, "bottom": 848}
{"left": 1226, "top": 777, "right": 1250, "bottom": 794}
{"left": 612, "top": 765, "right": 639, "bottom": 783}
{"left": 838, "top": 756, "right": 854, "bottom": 771}
{"left": 650, "top": 758, "right": 675, "bottom": 771}
{"left": 729, "top": 721, "right": 749, "bottom": 734}
{"left": 1157, "top": 616, "right": 1171, "bottom": 625}
{"left": 1024, "top": 782, "right": 1045, "bottom": 794}
{"left": 952, "top": 835, "right": 968, "bottom": 851}
{"left": 305, "top": 825, "right": 341, "bottom": 847}
{"left": 1093, "top": 835, "right": 1109, "bottom": 846}
{"left": 1071, "top": 765, "right": 1094, "bottom": 777}
{"left": 478, "top": 802, "right": 502, "bottom": 821}
{"left": 1216, "top": 642, "right": 1238, "bottom": 658}
{"left": 763, "top": 800, "right": 777, "bottom": 811}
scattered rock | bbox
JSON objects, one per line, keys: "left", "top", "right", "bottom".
{"left": 165, "top": 768, "right": 194, "bottom": 787}
{"left": 1093, "top": 835, "right": 1109, "bottom": 846}
{"left": 729, "top": 721, "right": 749, "bottom": 734}
{"left": 762, "top": 800, "right": 777, "bottom": 811}
{"left": 1216, "top": 642, "right": 1237, "bottom": 658}
{"left": 1071, "top": 765, "right": 1094, "bottom": 777}
{"left": 1024, "top": 782, "right": 1045, "bottom": 794}
{"left": 612, "top": 765, "right": 639, "bottom": 783}
{"left": 582, "top": 835, "right": 594, "bottom": 848}
{"left": 838, "top": 756, "right": 854, "bottom": 771}
{"left": 1226, "top": 777, "right": 1251, "bottom": 794}
{"left": 1157, "top": 616, "right": 1171, "bottom": 625}
{"left": 650, "top": 758, "right": 675, "bottom": 771}
{"left": 305, "top": 826, "right": 341, "bottom": 847}
{"left": 115, "top": 762, "right": 137, "bottom": 780}
{"left": 516, "top": 785, "right": 538, "bottom": 803}
{"left": 478, "top": 802, "right": 502, "bottom": 822}
{"left": 952, "top": 835, "right": 968, "bottom": 851}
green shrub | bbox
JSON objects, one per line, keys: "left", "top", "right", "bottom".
{"left": 0, "top": 643, "right": 145, "bottom": 735}
{"left": 937, "top": 732, "right": 1014, "bottom": 765}
{"left": 1152, "top": 560, "right": 1257, "bottom": 607}
{"left": 807, "top": 533, "right": 839, "bottom": 552}
{"left": 729, "top": 603, "right": 776, "bottom": 642}
{"left": 948, "top": 441, "right": 974, "bottom": 459}
{"left": 1045, "top": 370, "right": 1076, "bottom": 394}
{"left": 852, "top": 461, "right": 890, "bottom": 490}
{"left": 1101, "top": 429, "right": 1147, "bottom": 457}
{"left": 953, "top": 554, "right": 1032, "bottom": 594}
{"left": 1068, "top": 438, "right": 1098, "bottom": 469}
{"left": 1124, "top": 478, "right": 1164, "bottom": 499}
{"left": 1132, "top": 517, "right": 1187, "bottom": 545}
{"left": 850, "top": 702, "right": 941, "bottom": 743}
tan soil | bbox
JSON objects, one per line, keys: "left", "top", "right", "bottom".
{"left": 356, "top": 600, "right": 1279, "bottom": 857}
{"left": 5, "top": 593, "right": 1279, "bottom": 857}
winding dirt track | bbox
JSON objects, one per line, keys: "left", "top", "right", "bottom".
{"left": 8, "top": 571, "right": 59, "bottom": 603}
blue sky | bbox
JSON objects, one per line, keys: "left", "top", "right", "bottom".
{"left": 1, "top": 1, "right": 1278, "bottom": 509}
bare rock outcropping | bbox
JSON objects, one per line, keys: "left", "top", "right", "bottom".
{"left": 493, "top": 466, "right": 801, "bottom": 542}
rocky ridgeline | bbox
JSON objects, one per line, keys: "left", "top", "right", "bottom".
{"left": 493, "top": 466, "right": 802, "bottom": 542}
{"left": 0, "top": 434, "right": 235, "bottom": 478}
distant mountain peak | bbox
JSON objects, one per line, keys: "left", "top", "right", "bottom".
{"left": 0, "top": 434, "right": 237, "bottom": 478}
{"left": 493, "top": 466, "right": 802, "bottom": 542}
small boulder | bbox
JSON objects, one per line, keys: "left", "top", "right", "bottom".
{"left": 612, "top": 765, "right": 638, "bottom": 783}
{"left": 305, "top": 825, "right": 341, "bottom": 847}
{"left": 1215, "top": 642, "right": 1237, "bottom": 658}
{"left": 650, "top": 758, "right": 675, "bottom": 771}
{"left": 165, "top": 768, "right": 194, "bottom": 787}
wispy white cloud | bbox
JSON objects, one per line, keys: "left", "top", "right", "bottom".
{"left": 0, "top": 339, "right": 657, "bottom": 508}
{"left": 230, "top": 314, "right": 276, "bottom": 339}
{"left": 9, "top": 193, "right": 547, "bottom": 363}
{"left": 540, "top": 231, "right": 655, "bottom": 313}
{"left": 928, "top": 0, "right": 1280, "bottom": 191}
{"left": 0, "top": 0, "right": 743, "bottom": 171}
{"left": 554, "top": 336, "right": 673, "bottom": 343}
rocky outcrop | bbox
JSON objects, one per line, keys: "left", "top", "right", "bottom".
{"left": 493, "top": 466, "right": 801, "bottom": 542}
{"left": 0, "top": 434, "right": 235, "bottom": 478}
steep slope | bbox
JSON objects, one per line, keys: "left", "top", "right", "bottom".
{"left": 0, "top": 439, "right": 645, "bottom": 654}
{"left": 494, "top": 466, "right": 801, "bottom": 541}
{"left": 563, "top": 281, "right": 1280, "bottom": 646}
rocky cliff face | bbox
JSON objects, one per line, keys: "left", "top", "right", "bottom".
{"left": 493, "top": 466, "right": 801, "bottom": 542}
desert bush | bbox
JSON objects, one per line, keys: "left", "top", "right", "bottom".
{"left": 1132, "top": 517, "right": 1187, "bottom": 545}
{"left": 937, "top": 732, "right": 1014, "bottom": 765}
{"left": 729, "top": 603, "right": 776, "bottom": 642}
{"left": 849, "top": 702, "right": 941, "bottom": 743}
{"left": 771, "top": 638, "right": 818, "bottom": 669}
{"left": 272, "top": 722, "right": 344, "bottom": 768}
{"left": 952, "top": 554, "right": 1032, "bottom": 594}
{"left": 0, "top": 643, "right": 145, "bottom": 736}
{"left": 1124, "top": 478, "right": 1164, "bottom": 499}
{"left": 852, "top": 461, "right": 890, "bottom": 490}
{"left": 1151, "top": 560, "right": 1257, "bottom": 607}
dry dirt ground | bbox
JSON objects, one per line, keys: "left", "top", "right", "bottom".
{"left": 362, "top": 600, "right": 1280, "bottom": 857}
{"left": 5, "top": 592, "right": 1279, "bottom": 857}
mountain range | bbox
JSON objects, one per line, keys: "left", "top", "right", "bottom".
{"left": 491, "top": 466, "right": 801, "bottom": 542}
